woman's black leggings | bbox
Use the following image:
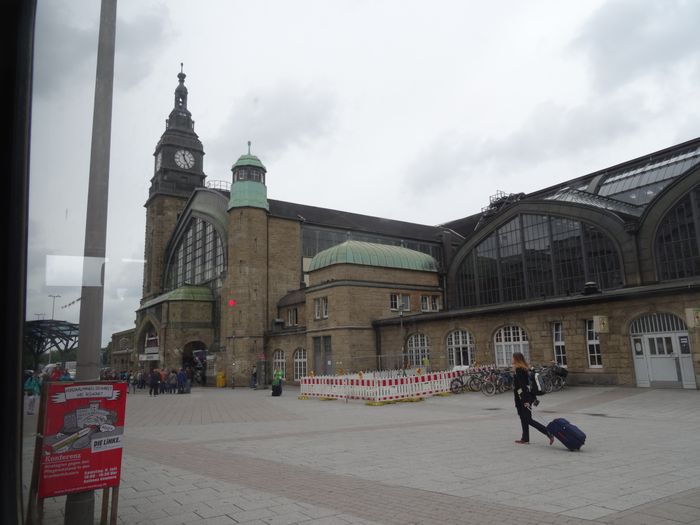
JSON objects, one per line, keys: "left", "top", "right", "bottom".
{"left": 515, "top": 398, "right": 549, "bottom": 442}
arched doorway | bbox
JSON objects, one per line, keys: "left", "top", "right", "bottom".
{"left": 630, "top": 313, "right": 696, "bottom": 389}
{"left": 181, "top": 341, "right": 208, "bottom": 386}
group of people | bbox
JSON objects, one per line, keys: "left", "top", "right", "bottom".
{"left": 145, "top": 367, "right": 192, "bottom": 396}
{"left": 22, "top": 365, "right": 73, "bottom": 415}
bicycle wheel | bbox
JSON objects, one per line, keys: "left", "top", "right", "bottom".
{"left": 481, "top": 381, "right": 496, "bottom": 396}
{"left": 467, "top": 376, "right": 483, "bottom": 392}
{"left": 450, "top": 378, "right": 464, "bottom": 394}
{"left": 541, "top": 375, "right": 553, "bottom": 394}
{"left": 552, "top": 376, "right": 563, "bottom": 392}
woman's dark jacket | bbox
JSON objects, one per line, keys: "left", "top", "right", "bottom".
{"left": 513, "top": 367, "right": 535, "bottom": 404}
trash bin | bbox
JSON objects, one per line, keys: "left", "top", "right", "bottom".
{"left": 216, "top": 372, "right": 225, "bottom": 388}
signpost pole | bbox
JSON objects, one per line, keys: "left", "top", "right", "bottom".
{"left": 67, "top": 0, "right": 117, "bottom": 522}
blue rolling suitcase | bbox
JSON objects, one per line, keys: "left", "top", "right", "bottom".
{"left": 546, "top": 418, "right": 586, "bottom": 451}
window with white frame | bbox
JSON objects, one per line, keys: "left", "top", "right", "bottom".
{"left": 585, "top": 320, "right": 602, "bottom": 367}
{"left": 293, "top": 348, "right": 307, "bottom": 381}
{"left": 406, "top": 333, "right": 430, "bottom": 367}
{"left": 390, "top": 293, "right": 411, "bottom": 311}
{"left": 420, "top": 295, "right": 440, "bottom": 312}
{"left": 314, "top": 297, "right": 328, "bottom": 319}
{"left": 552, "top": 322, "right": 567, "bottom": 366}
{"left": 446, "top": 330, "right": 474, "bottom": 367}
{"left": 287, "top": 307, "right": 298, "bottom": 327}
{"left": 494, "top": 325, "right": 529, "bottom": 367}
{"left": 273, "top": 349, "right": 286, "bottom": 378}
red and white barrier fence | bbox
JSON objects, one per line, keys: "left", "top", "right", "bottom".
{"left": 299, "top": 370, "right": 465, "bottom": 402}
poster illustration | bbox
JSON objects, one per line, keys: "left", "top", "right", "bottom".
{"left": 37, "top": 381, "right": 127, "bottom": 499}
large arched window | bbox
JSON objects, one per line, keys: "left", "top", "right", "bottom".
{"left": 166, "top": 217, "right": 225, "bottom": 290}
{"left": 655, "top": 188, "right": 700, "bottom": 280}
{"left": 456, "top": 214, "right": 622, "bottom": 307}
{"left": 273, "top": 350, "right": 286, "bottom": 378}
{"left": 446, "top": 330, "right": 474, "bottom": 367}
{"left": 293, "top": 348, "right": 307, "bottom": 381}
{"left": 406, "top": 333, "right": 430, "bottom": 367}
{"left": 494, "top": 326, "right": 529, "bottom": 368}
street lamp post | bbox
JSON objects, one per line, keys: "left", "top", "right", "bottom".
{"left": 48, "top": 294, "right": 61, "bottom": 366}
{"left": 49, "top": 294, "right": 61, "bottom": 320}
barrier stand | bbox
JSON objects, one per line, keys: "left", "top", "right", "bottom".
{"left": 99, "top": 485, "right": 120, "bottom": 525}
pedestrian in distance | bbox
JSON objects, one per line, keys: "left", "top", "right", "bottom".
{"left": 24, "top": 370, "right": 42, "bottom": 415}
{"left": 251, "top": 365, "right": 257, "bottom": 388}
{"left": 129, "top": 371, "right": 137, "bottom": 394}
{"left": 159, "top": 368, "right": 167, "bottom": 394}
{"left": 271, "top": 367, "right": 283, "bottom": 396}
{"left": 149, "top": 368, "right": 160, "bottom": 396}
{"left": 169, "top": 369, "right": 178, "bottom": 393}
{"left": 177, "top": 368, "right": 186, "bottom": 394}
{"left": 512, "top": 352, "right": 554, "bottom": 446}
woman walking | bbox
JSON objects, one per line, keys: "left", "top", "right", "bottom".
{"left": 512, "top": 352, "right": 553, "bottom": 445}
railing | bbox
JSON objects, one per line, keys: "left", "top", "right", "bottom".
{"left": 299, "top": 369, "right": 464, "bottom": 402}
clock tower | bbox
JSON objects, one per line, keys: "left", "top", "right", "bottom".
{"left": 142, "top": 66, "right": 206, "bottom": 302}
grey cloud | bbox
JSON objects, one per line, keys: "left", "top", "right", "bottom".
{"left": 33, "top": 2, "right": 97, "bottom": 98}
{"left": 114, "top": 12, "right": 173, "bottom": 90}
{"left": 208, "top": 84, "right": 337, "bottom": 172}
{"left": 33, "top": 2, "right": 172, "bottom": 98}
{"left": 404, "top": 94, "right": 647, "bottom": 193}
{"left": 572, "top": 0, "right": 700, "bottom": 91}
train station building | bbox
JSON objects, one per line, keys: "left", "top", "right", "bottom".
{"left": 111, "top": 70, "right": 700, "bottom": 390}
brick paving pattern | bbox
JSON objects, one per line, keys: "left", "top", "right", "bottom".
{"left": 23, "top": 385, "right": 700, "bottom": 524}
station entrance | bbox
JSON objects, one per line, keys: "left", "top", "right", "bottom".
{"left": 630, "top": 313, "right": 696, "bottom": 389}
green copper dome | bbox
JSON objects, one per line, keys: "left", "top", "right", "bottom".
{"left": 232, "top": 154, "right": 266, "bottom": 171}
{"left": 309, "top": 240, "right": 438, "bottom": 272}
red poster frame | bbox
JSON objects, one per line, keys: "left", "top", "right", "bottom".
{"left": 36, "top": 381, "right": 127, "bottom": 499}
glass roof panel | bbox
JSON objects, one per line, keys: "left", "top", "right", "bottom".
{"left": 599, "top": 146, "right": 700, "bottom": 198}
{"left": 545, "top": 188, "right": 643, "bottom": 216}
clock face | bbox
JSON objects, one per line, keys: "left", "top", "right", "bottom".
{"left": 174, "top": 149, "right": 195, "bottom": 169}
{"left": 155, "top": 152, "right": 162, "bottom": 172}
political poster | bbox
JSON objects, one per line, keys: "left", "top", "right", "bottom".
{"left": 37, "top": 381, "right": 127, "bottom": 498}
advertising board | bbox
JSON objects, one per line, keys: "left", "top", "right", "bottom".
{"left": 37, "top": 381, "right": 127, "bottom": 498}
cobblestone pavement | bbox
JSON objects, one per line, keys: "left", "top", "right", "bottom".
{"left": 23, "top": 385, "right": 700, "bottom": 524}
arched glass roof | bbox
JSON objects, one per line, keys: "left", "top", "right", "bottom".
{"left": 309, "top": 240, "right": 438, "bottom": 272}
{"left": 545, "top": 143, "right": 700, "bottom": 215}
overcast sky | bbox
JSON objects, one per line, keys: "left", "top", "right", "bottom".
{"left": 26, "top": 0, "right": 700, "bottom": 347}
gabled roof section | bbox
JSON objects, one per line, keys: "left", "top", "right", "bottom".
{"left": 439, "top": 213, "right": 480, "bottom": 238}
{"left": 278, "top": 289, "right": 306, "bottom": 307}
{"left": 268, "top": 199, "right": 446, "bottom": 244}
{"left": 309, "top": 240, "right": 438, "bottom": 272}
{"left": 139, "top": 284, "right": 213, "bottom": 310}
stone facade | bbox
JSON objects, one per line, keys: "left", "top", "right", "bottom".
{"left": 109, "top": 328, "right": 136, "bottom": 371}
{"left": 375, "top": 290, "right": 700, "bottom": 387}
{"left": 114, "top": 71, "right": 700, "bottom": 390}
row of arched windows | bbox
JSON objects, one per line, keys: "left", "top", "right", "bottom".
{"left": 404, "top": 327, "right": 530, "bottom": 369}
{"left": 272, "top": 348, "right": 307, "bottom": 381}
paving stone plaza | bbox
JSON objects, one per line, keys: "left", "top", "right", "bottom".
{"left": 24, "top": 385, "right": 700, "bottom": 524}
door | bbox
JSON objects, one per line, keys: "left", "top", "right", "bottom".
{"left": 646, "top": 335, "right": 680, "bottom": 384}
{"left": 631, "top": 337, "right": 650, "bottom": 387}
{"left": 630, "top": 313, "right": 696, "bottom": 389}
